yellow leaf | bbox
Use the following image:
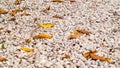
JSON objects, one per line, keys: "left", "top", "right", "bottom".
{"left": 0, "top": 57, "right": 7, "bottom": 62}
{"left": 33, "top": 33, "right": 52, "bottom": 39}
{"left": 38, "top": 23, "right": 55, "bottom": 28}
{"left": 0, "top": 9, "right": 7, "bottom": 14}
{"left": 106, "top": 58, "right": 111, "bottom": 63}
{"left": 25, "top": 39, "right": 31, "bottom": 43}
{"left": 21, "top": 46, "right": 34, "bottom": 52}
{"left": 10, "top": 9, "right": 22, "bottom": 16}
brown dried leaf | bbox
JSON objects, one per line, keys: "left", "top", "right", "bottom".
{"left": 62, "top": 55, "right": 70, "bottom": 60}
{"left": 90, "top": 53, "right": 99, "bottom": 60}
{"left": 34, "top": 18, "right": 38, "bottom": 23}
{"left": 14, "top": 0, "right": 25, "bottom": 5}
{"left": 33, "top": 33, "right": 52, "bottom": 39}
{"left": 106, "top": 58, "right": 111, "bottom": 63}
{"left": 0, "top": 9, "right": 7, "bottom": 14}
{"left": 0, "top": 57, "right": 7, "bottom": 62}
{"left": 68, "top": 33, "right": 83, "bottom": 39}
{"left": 76, "top": 29, "right": 92, "bottom": 35}
{"left": 99, "top": 56, "right": 106, "bottom": 61}
{"left": 52, "top": 0, "right": 64, "bottom": 2}
{"left": 53, "top": 15, "right": 63, "bottom": 19}
{"left": 70, "top": 0, "right": 75, "bottom": 2}
{"left": 83, "top": 52, "right": 90, "bottom": 58}
{"left": 0, "top": 27, "right": 4, "bottom": 30}
{"left": 25, "top": 39, "right": 31, "bottom": 43}
{"left": 10, "top": 9, "right": 22, "bottom": 16}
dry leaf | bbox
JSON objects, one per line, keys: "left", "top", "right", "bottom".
{"left": 43, "top": 5, "right": 50, "bottom": 12}
{"left": 34, "top": 18, "right": 38, "bottom": 23}
{"left": 33, "top": 33, "right": 52, "bottom": 39}
{"left": 38, "top": 23, "right": 55, "bottom": 28}
{"left": 10, "top": 9, "right": 22, "bottom": 16}
{"left": 91, "top": 49, "right": 97, "bottom": 53}
{"left": 0, "top": 9, "right": 7, "bottom": 14}
{"left": 25, "top": 39, "right": 31, "bottom": 43}
{"left": 99, "top": 56, "right": 106, "bottom": 61}
{"left": 0, "top": 27, "right": 4, "bottom": 30}
{"left": 62, "top": 55, "right": 70, "bottom": 60}
{"left": 70, "top": 0, "right": 75, "bottom": 2}
{"left": 90, "top": 53, "right": 99, "bottom": 60}
{"left": 53, "top": 15, "right": 63, "bottom": 19}
{"left": 83, "top": 52, "right": 90, "bottom": 58}
{"left": 68, "top": 33, "right": 83, "bottom": 39}
{"left": 106, "top": 58, "right": 111, "bottom": 63}
{"left": 0, "top": 57, "right": 7, "bottom": 62}
{"left": 76, "top": 29, "right": 92, "bottom": 35}
{"left": 21, "top": 46, "right": 34, "bottom": 52}
{"left": 52, "top": 0, "right": 64, "bottom": 2}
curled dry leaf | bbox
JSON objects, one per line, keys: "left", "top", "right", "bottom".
{"left": 83, "top": 50, "right": 111, "bottom": 63}
{"left": 52, "top": 0, "right": 64, "bottom": 2}
{"left": 68, "top": 33, "right": 83, "bottom": 39}
{"left": 106, "top": 58, "right": 111, "bottom": 63}
{"left": 43, "top": 5, "right": 50, "bottom": 12}
{"left": 0, "top": 57, "right": 7, "bottom": 62}
{"left": 0, "top": 27, "right": 4, "bottom": 30}
{"left": 33, "top": 33, "right": 52, "bottom": 39}
{"left": 21, "top": 46, "right": 34, "bottom": 52}
{"left": 25, "top": 39, "right": 31, "bottom": 43}
{"left": 34, "top": 18, "right": 38, "bottom": 23}
{"left": 90, "top": 53, "right": 99, "bottom": 60}
{"left": 0, "top": 9, "right": 7, "bottom": 14}
{"left": 62, "top": 55, "right": 70, "bottom": 60}
{"left": 38, "top": 23, "right": 55, "bottom": 28}
{"left": 76, "top": 29, "right": 92, "bottom": 35}
{"left": 10, "top": 9, "right": 22, "bottom": 16}
{"left": 70, "top": 0, "right": 75, "bottom": 2}
{"left": 53, "top": 15, "right": 63, "bottom": 19}
{"left": 83, "top": 52, "right": 90, "bottom": 58}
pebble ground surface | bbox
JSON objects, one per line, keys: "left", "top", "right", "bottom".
{"left": 0, "top": 0, "right": 120, "bottom": 68}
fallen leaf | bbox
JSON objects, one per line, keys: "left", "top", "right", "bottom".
{"left": 106, "top": 58, "right": 111, "bottom": 63}
{"left": 90, "top": 53, "right": 99, "bottom": 60}
{"left": 68, "top": 33, "right": 83, "bottom": 39}
{"left": 83, "top": 52, "right": 90, "bottom": 58}
{"left": 62, "top": 55, "right": 70, "bottom": 60}
{"left": 99, "top": 56, "right": 106, "bottom": 61}
{"left": 43, "top": 5, "right": 50, "bottom": 12}
{"left": 21, "top": 46, "right": 34, "bottom": 52}
{"left": 52, "top": 0, "right": 64, "bottom": 2}
{"left": 53, "top": 15, "right": 63, "bottom": 19}
{"left": 0, "top": 9, "right": 7, "bottom": 14}
{"left": 91, "top": 49, "right": 97, "bottom": 53}
{"left": 0, "top": 27, "right": 3, "bottom": 30}
{"left": 34, "top": 18, "right": 38, "bottom": 23}
{"left": 76, "top": 29, "right": 92, "bottom": 35}
{"left": 38, "top": 23, "right": 55, "bottom": 28}
{"left": 0, "top": 57, "right": 7, "bottom": 62}
{"left": 33, "top": 33, "right": 52, "bottom": 39}
{"left": 70, "top": 0, "right": 75, "bottom": 2}
{"left": 10, "top": 9, "right": 22, "bottom": 16}
{"left": 25, "top": 39, "right": 31, "bottom": 43}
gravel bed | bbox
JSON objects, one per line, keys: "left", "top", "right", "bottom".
{"left": 0, "top": 0, "right": 120, "bottom": 68}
